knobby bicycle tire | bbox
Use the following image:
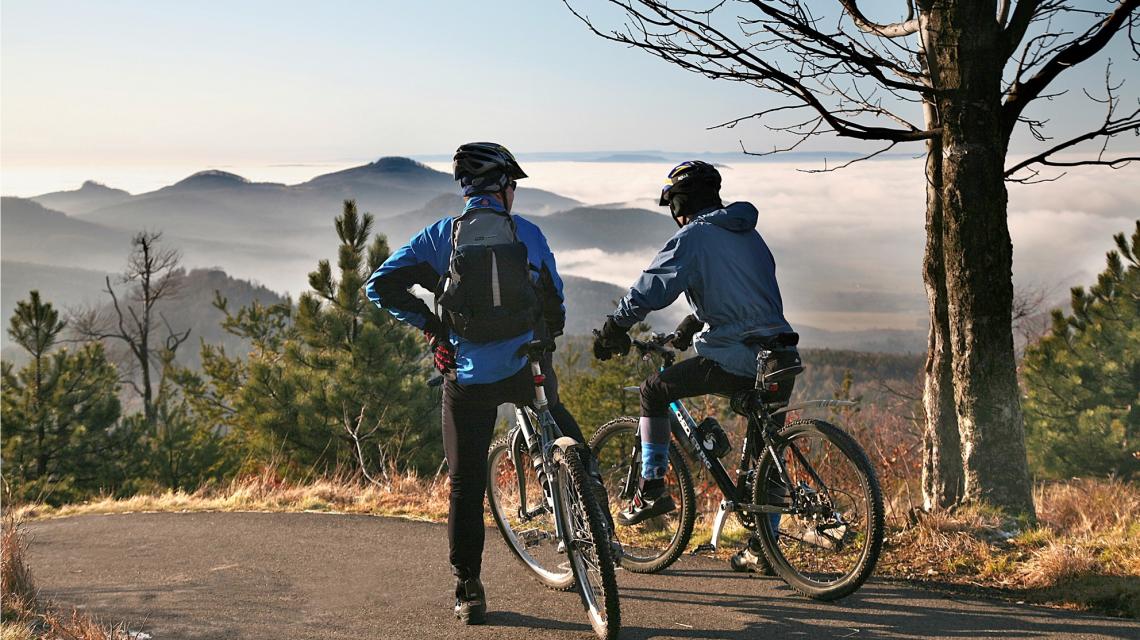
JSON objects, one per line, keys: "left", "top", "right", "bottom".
{"left": 589, "top": 417, "right": 697, "bottom": 573}
{"left": 555, "top": 443, "right": 621, "bottom": 640}
{"left": 486, "top": 435, "right": 575, "bottom": 591}
{"left": 753, "top": 418, "right": 884, "bottom": 601}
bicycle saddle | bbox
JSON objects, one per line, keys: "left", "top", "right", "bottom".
{"left": 743, "top": 331, "right": 800, "bottom": 349}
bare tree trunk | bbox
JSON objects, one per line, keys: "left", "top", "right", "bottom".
{"left": 920, "top": 121, "right": 964, "bottom": 510}
{"left": 929, "top": 0, "right": 1034, "bottom": 516}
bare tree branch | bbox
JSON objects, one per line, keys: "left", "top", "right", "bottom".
{"left": 1003, "top": 0, "right": 1140, "bottom": 139}
{"left": 1006, "top": 63, "right": 1140, "bottom": 179}
{"left": 562, "top": 0, "right": 938, "bottom": 149}
{"left": 838, "top": 0, "right": 920, "bottom": 38}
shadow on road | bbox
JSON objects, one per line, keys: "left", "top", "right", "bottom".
{"left": 615, "top": 576, "right": 1137, "bottom": 639}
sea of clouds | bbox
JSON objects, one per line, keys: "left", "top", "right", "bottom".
{"left": 505, "top": 159, "right": 1138, "bottom": 332}
{"left": 6, "top": 158, "right": 1134, "bottom": 334}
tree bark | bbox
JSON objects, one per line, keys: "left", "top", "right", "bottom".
{"left": 920, "top": 114, "right": 964, "bottom": 510}
{"left": 928, "top": 0, "right": 1035, "bottom": 516}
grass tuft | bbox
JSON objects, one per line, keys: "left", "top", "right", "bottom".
{"left": 1, "top": 515, "right": 37, "bottom": 623}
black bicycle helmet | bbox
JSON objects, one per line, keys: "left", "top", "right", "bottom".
{"left": 453, "top": 142, "right": 527, "bottom": 193}
{"left": 658, "top": 160, "right": 721, "bottom": 206}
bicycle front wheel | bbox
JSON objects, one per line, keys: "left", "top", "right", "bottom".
{"left": 487, "top": 434, "right": 575, "bottom": 590}
{"left": 589, "top": 417, "right": 696, "bottom": 573}
{"left": 555, "top": 444, "right": 621, "bottom": 640}
{"left": 753, "top": 418, "right": 884, "bottom": 601}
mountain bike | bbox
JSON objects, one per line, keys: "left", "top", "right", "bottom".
{"left": 480, "top": 338, "right": 621, "bottom": 639}
{"left": 589, "top": 332, "right": 884, "bottom": 601}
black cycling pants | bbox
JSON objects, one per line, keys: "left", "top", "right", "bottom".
{"left": 640, "top": 355, "right": 796, "bottom": 420}
{"left": 441, "top": 354, "right": 584, "bottom": 579}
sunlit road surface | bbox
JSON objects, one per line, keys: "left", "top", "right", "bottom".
{"left": 25, "top": 512, "right": 1137, "bottom": 639}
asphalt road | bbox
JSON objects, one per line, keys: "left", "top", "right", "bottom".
{"left": 24, "top": 512, "right": 1138, "bottom": 639}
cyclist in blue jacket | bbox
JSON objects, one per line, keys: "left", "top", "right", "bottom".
{"left": 592, "top": 160, "right": 796, "bottom": 573}
{"left": 366, "top": 143, "right": 597, "bottom": 624}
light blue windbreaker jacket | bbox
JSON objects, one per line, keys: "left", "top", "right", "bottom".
{"left": 364, "top": 196, "right": 565, "bottom": 385}
{"left": 612, "top": 201, "right": 793, "bottom": 378}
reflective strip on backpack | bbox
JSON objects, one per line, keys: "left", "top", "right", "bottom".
{"left": 491, "top": 250, "right": 501, "bottom": 307}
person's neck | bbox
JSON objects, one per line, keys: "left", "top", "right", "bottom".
{"left": 465, "top": 194, "right": 504, "bottom": 206}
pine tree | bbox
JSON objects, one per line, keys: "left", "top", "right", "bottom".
{"left": 2, "top": 291, "right": 121, "bottom": 502}
{"left": 1022, "top": 221, "right": 1140, "bottom": 479}
{"left": 178, "top": 201, "right": 440, "bottom": 476}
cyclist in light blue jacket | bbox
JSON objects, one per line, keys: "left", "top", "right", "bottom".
{"left": 593, "top": 160, "right": 796, "bottom": 573}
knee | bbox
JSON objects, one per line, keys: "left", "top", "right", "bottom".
{"left": 448, "top": 464, "right": 487, "bottom": 500}
{"left": 640, "top": 377, "right": 669, "bottom": 417}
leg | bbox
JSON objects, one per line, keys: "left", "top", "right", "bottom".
{"left": 639, "top": 357, "right": 755, "bottom": 478}
{"left": 441, "top": 380, "right": 502, "bottom": 580}
{"left": 536, "top": 352, "right": 587, "bottom": 445}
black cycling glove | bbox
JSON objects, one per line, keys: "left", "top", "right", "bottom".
{"left": 672, "top": 314, "right": 704, "bottom": 351}
{"left": 592, "top": 316, "right": 632, "bottom": 361}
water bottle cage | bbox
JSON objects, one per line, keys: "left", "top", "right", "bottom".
{"left": 694, "top": 417, "right": 733, "bottom": 458}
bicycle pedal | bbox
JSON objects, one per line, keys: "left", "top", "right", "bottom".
{"left": 690, "top": 543, "right": 716, "bottom": 556}
{"left": 517, "top": 529, "right": 554, "bottom": 549}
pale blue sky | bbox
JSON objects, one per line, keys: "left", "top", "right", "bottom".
{"left": 3, "top": 0, "right": 1136, "bottom": 169}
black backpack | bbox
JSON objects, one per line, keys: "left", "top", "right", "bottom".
{"left": 435, "top": 206, "right": 540, "bottom": 343}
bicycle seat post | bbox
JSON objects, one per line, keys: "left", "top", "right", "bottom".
{"left": 531, "top": 358, "right": 548, "bottom": 412}
{"left": 519, "top": 338, "right": 554, "bottom": 413}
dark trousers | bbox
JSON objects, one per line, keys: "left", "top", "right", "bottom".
{"left": 640, "top": 356, "right": 757, "bottom": 418}
{"left": 640, "top": 355, "right": 796, "bottom": 424}
{"left": 441, "top": 354, "right": 583, "bottom": 579}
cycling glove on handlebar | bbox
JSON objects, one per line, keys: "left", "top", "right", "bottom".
{"left": 672, "top": 314, "right": 704, "bottom": 351}
{"left": 592, "top": 316, "right": 632, "bottom": 361}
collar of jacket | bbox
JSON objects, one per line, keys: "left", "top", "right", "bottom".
{"left": 463, "top": 194, "right": 507, "bottom": 214}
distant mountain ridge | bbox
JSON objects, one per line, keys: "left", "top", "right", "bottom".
{"left": 373, "top": 195, "right": 675, "bottom": 254}
{"left": 31, "top": 180, "right": 132, "bottom": 214}
{"left": 31, "top": 156, "right": 577, "bottom": 224}
{"left": 1, "top": 263, "right": 286, "bottom": 371}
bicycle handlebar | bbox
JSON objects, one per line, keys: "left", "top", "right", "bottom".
{"left": 631, "top": 332, "right": 678, "bottom": 358}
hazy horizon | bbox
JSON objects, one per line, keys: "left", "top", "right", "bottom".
{"left": 4, "top": 157, "right": 1135, "bottom": 336}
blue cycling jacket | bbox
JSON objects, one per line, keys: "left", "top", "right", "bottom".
{"left": 365, "top": 195, "right": 566, "bottom": 385}
{"left": 612, "top": 201, "right": 793, "bottom": 378}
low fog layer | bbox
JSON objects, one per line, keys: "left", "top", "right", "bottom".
{"left": 468, "top": 160, "right": 1137, "bottom": 332}
{"left": 4, "top": 159, "right": 1135, "bottom": 346}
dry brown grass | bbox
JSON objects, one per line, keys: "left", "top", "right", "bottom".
{"left": 1, "top": 515, "right": 37, "bottom": 623}
{"left": 14, "top": 466, "right": 451, "bottom": 524}
{"left": 883, "top": 477, "right": 1140, "bottom": 616}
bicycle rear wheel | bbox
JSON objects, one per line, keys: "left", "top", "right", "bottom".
{"left": 753, "top": 419, "right": 884, "bottom": 601}
{"left": 555, "top": 443, "right": 621, "bottom": 640}
{"left": 487, "top": 434, "right": 575, "bottom": 590}
{"left": 589, "top": 417, "right": 696, "bottom": 573}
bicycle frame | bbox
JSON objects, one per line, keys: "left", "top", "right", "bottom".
{"left": 622, "top": 374, "right": 858, "bottom": 552}
{"left": 507, "top": 358, "right": 570, "bottom": 543}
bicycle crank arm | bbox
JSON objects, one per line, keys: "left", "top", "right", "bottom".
{"left": 709, "top": 500, "right": 734, "bottom": 551}
{"left": 516, "top": 504, "right": 550, "bottom": 521}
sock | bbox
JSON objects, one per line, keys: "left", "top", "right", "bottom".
{"left": 638, "top": 416, "right": 671, "bottom": 480}
{"left": 640, "top": 441, "right": 669, "bottom": 480}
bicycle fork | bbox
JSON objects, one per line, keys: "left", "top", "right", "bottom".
{"left": 508, "top": 361, "right": 569, "bottom": 545}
